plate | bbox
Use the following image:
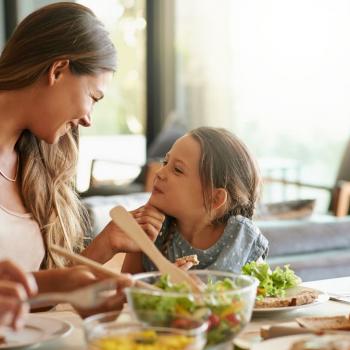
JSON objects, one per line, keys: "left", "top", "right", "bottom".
{"left": 296, "top": 315, "right": 350, "bottom": 330}
{"left": 0, "top": 314, "right": 72, "bottom": 349}
{"left": 251, "top": 333, "right": 350, "bottom": 350}
{"left": 253, "top": 287, "right": 329, "bottom": 313}
{"left": 250, "top": 334, "right": 315, "bottom": 350}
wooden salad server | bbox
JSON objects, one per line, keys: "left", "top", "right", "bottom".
{"left": 110, "top": 206, "right": 202, "bottom": 293}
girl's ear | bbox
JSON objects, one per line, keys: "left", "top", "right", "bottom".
{"left": 212, "top": 188, "right": 228, "bottom": 210}
{"left": 48, "top": 59, "right": 70, "bottom": 86}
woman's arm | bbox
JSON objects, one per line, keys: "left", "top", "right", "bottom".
{"left": 33, "top": 266, "right": 97, "bottom": 293}
{"left": 32, "top": 266, "right": 133, "bottom": 317}
{"left": 121, "top": 253, "right": 144, "bottom": 274}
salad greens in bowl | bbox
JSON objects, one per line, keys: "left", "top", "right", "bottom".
{"left": 125, "top": 270, "right": 258, "bottom": 347}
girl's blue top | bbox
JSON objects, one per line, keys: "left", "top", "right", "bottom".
{"left": 142, "top": 215, "right": 269, "bottom": 273}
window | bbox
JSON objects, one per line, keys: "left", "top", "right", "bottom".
{"left": 174, "top": 0, "right": 350, "bottom": 211}
{"left": 15, "top": 0, "right": 147, "bottom": 192}
{"left": 77, "top": 0, "right": 147, "bottom": 191}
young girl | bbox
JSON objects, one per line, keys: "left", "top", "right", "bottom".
{"left": 122, "top": 127, "right": 268, "bottom": 274}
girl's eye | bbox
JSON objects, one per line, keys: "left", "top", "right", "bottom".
{"left": 161, "top": 159, "right": 168, "bottom": 166}
{"left": 174, "top": 167, "right": 183, "bottom": 174}
{"left": 91, "top": 96, "right": 99, "bottom": 103}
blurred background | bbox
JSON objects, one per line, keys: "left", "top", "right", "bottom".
{"left": 1, "top": 0, "right": 349, "bottom": 214}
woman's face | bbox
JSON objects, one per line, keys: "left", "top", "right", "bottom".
{"left": 30, "top": 64, "right": 112, "bottom": 144}
{"left": 148, "top": 134, "right": 207, "bottom": 220}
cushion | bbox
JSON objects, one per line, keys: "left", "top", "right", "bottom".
{"left": 256, "top": 199, "right": 316, "bottom": 220}
{"left": 258, "top": 215, "right": 350, "bottom": 256}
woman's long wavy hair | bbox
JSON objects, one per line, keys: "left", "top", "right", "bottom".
{"left": 190, "top": 127, "right": 261, "bottom": 224}
{"left": 0, "top": 2, "right": 117, "bottom": 268}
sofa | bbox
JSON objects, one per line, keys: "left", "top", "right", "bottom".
{"left": 82, "top": 193, "right": 350, "bottom": 282}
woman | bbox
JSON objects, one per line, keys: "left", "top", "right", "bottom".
{"left": 0, "top": 2, "right": 164, "bottom": 296}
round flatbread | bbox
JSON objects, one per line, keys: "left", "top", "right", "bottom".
{"left": 255, "top": 287, "right": 319, "bottom": 309}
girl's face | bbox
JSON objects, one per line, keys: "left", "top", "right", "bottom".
{"left": 149, "top": 134, "right": 207, "bottom": 220}
{"left": 29, "top": 63, "right": 112, "bottom": 144}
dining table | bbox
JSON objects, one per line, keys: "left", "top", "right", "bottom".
{"left": 11, "top": 276, "right": 350, "bottom": 350}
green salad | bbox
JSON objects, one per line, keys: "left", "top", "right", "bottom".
{"left": 241, "top": 261, "right": 301, "bottom": 299}
{"left": 128, "top": 275, "right": 249, "bottom": 346}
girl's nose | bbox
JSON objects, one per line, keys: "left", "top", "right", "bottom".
{"left": 79, "top": 115, "right": 91, "bottom": 127}
{"left": 155, "top": 165, "right": 166, "bottom": 180}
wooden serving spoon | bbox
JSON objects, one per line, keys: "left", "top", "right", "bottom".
{"left": 51, "top": 244, "right": 158, "bottom": 291}
{"left": 110, "top": 206, "right": 202, "bottom": 293}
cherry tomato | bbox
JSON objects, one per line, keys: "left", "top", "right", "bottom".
{"left": 208, "top": 314, "right": 220, "bottom": 330}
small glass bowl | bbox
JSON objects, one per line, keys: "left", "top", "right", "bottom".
{"left": 125, "top": 270, "right": 258, "bottom": 347}
{"left": 83, "top": 311, "right": 208, "bottom": 350}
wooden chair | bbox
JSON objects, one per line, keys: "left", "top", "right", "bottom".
{"left": 264, "top": 138, "right": 350, "bottom": 217}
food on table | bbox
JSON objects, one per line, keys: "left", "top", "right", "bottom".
{"left": 289, "top": 334, "right": 350, "bottom": 350}
{"left": 127, "top": 272, "right": 257, "bottom": 346}
{"left": 255, "top": 288, "right": 319, "bottom": 308}
{"left": 89, "top": 330, "right": 200, "bottom": 350}
{"left": 84, "top": 312, "right": 207, "bottom": 350}
{"left": 296, "top": 315, "right": 350, "bottom": 331}
{"left": 242, "top": 261, "right": 301, "bottom": 298}
{"left": 175, "top": 255, "right": 199, "bottom": 266}
{"left": 241, "top": 261, "right": 317, "bottom": 308}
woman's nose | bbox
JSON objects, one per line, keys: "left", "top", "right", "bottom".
{"left": 79, "top": 115, "right": 91, "bottom": 127}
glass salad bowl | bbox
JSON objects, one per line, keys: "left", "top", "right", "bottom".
{"left": 83, "top": 310, "right": 208, "bottom": 350}
{"left": 125, "top": 270, "right": 258, "bottom": 348}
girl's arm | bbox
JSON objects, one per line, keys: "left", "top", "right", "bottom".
{"left": 121, "top": 253, "right": 144, "bottom": 274}
{"left": 83, "top": 204, "right": 165, "bottom": 264}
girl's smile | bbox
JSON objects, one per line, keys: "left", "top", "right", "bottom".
{"left": 152, "top": 184, "right": 164, "bottom": 195}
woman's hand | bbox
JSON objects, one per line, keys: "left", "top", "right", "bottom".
{"left": 77, "top": 274, "right": 133, "bottom": 318}
{"left": 83, "top": 204, "right": 165, "bottom": 263}
{"left": 0, "top": 260, "right": 38, "bottom": 329}
{"left": 33, "top": 266, "right": 133, "bottom": 318}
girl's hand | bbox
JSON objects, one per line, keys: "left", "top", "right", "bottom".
{"left": 83, "top": 204, "right": 165, "bottom": 263}
{"left": 130, "top": 203, "right": 165, "bottom": 242}
{"left": 0, "top": 260, "right": 38, "bottom": 329}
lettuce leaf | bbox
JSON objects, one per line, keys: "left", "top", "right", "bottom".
{"left": 242, "top": 261, "right": 301, "bottom": 298}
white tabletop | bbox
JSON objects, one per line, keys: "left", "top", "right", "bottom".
{"left": 235, "top": 276, "right": 350, "bottom": 349}
{"left": 14, "top": 276, "right": 350, "bottom": 349}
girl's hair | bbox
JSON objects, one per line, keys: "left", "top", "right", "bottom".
{"left": 190, "top": 127, "right": 261, "bottom": 223}
{"left": 0, "top": 2, "right": 117, "bottom": 268}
